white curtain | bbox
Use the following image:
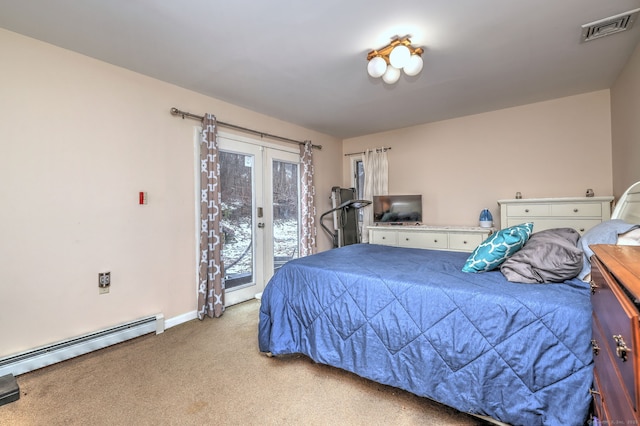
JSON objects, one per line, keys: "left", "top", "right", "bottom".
{"left": 361, "top": 149, "right": 389, "bottom": 243}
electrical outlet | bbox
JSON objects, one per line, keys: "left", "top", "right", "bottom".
{"left": 98, "top": 272, "right": 111, "bottom": 295}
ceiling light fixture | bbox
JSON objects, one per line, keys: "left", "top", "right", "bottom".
{"left": 367, "top": 36, "right": 424, "bottom": 84}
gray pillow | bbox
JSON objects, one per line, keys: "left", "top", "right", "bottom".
{"left": 500, "top": 228, "right": 583, "bottom": 283}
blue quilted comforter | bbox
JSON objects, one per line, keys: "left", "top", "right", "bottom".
{"left": 258, "top": 244, "right": 593, "bottom": 425}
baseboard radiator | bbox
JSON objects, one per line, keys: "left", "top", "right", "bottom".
{"left": 0, "top": 314, "right": 164, "bottom": 377}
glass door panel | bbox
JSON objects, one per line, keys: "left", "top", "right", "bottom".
{"left": 199, "top": 133, "right": 301, "bottom": 306}
{"left": 271, "top": 158, "right": 300, "bottom": 274}
{"left": 219, "top": 151, "right": 254, "bottom": 290}
{"left": 217, "top": 138, "right": 264, "bottom": 307}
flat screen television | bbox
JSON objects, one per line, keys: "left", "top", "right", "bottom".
{"left": 373, "top": 194, "right": 422, "bottom": 224}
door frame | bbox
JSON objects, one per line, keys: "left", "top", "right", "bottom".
{"left": 193, "top": 127, "right": 300, "bottom": 306}
{"left": 264, "top": 146, "right": 302, "bottom": 283}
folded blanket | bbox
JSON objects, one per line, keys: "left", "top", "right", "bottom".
{"left": 578, "top": 219, "right": 640, "bottom": 280}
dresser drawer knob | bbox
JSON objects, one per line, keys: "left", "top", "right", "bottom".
{"left": 524, "top": 209, "right": 530, "bottom": 213}
{"left": 613, "top": 334, "right": 629, "bottom": 362}
{"left": 591, "top": 339, "right": 600, "bottom": 356}
{"left": 433, "top": 239, "right": 438, "bottom": 243}
{"left": 573, "top": 208, "right": 579, "bottom": 213}
{"left": 405, "top": 238, "right": 410, "bottom": 241}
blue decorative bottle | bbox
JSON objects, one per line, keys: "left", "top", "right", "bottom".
{"left": 479, "top": 209, "right": 493, "bottom": 228}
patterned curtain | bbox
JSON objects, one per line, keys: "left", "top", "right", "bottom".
{"left": 197, "top": 113, "right": 225, "bottom": 319}
{"left": 361, "top": 148, "right": 389, "bottom": 243}
{"left": 299, "top": 140, "right": 317, "bottom": 257}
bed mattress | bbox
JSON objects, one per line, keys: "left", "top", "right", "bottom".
{"left": 258, "top": 243, "right": 593, "bottom": 425}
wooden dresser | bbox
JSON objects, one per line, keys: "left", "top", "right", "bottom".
{"left": 590, "top": 244, "right": 640, "bottom": 424}
{"left": 497, "top": 196, "right": 613, "bottom": 236}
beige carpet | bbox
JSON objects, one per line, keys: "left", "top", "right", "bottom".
{"left": 0, "top": 300, "right": 489, "bottom": 425}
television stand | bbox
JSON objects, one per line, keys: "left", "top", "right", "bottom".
{"left": 367, "top": 225, "right": 493, "bottom": 252}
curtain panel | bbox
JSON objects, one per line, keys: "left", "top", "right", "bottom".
{"left": 300, "top": 140, "right": 317, "bottom": 257}
{"left": 197, "top": 113, "right": 225, "bottom": 319}
{"left": 361, "top": 149, "right": 389, "bottom": 243}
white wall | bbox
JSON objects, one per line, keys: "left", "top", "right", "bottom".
{"left": 611, "top": 40, "right": 640, "bottom": 197}
{"left": 343, "top": 90, "right": 613, "bottom": 227}
{"left": 0, "top": 28, "right": 342, "bottom": 357}
{"left": 2, "top": 23, "right": 631, "bottom": 360}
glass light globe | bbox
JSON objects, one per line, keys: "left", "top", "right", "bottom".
{"left": 367, "top": 56, "right": 387, "bottom": 78}
{"left": 389, "top": 44, "right": 411, "bottom": 69}
{"left": 382, "top": 66, "right": 401, "bottom": 84}
{"left": 403, "top": 55, "right": 423, "bottom": 76}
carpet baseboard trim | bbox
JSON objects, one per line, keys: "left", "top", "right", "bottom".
{"left": 165, "top": 310, "right": 197, "bottom": 329}
{"left": 0, "top": 314, "right": 163, "bottom": 377}
{"left": 0, "top": 310, "right": 196, "bottom": 378}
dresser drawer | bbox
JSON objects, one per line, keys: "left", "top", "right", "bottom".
{"left": 591, "top": 360, "right": 606, "bottom": 425}
{"left": 448, "top": 233, "right": 483, "bottom": 251}
{"left": 591, "top": 256, "right": 639, "bottom": 413}
{"left": 368, "top": 226, "right": 491, "bottom": 252}
{"left": 592, "top": 313, "right": 636, "bottom": 423}
{"left": 498, "top": 196, "right": 613, "bottom": 236}
{"left": 505, "top": 218, "right": 600, "bottom": 235}
{"left": 590, "top": 369, "right": 609, "bottom": 426}
{"left": 370, "top": 230, "right": 398, "bottom": 245}
{"left": 398, "top": 231, "right": 448, "bottom": 250}
{"left": 551, "top": 202, "right": 602, "bottom": 217}
{"left": 506, "top": 204, "right": 549, "bottom": 217}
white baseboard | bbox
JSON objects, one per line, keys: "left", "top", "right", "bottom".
{"left": 0, "top": 314, "right": 162, "bottom": 377}
{"left": 0, "top": 310, "right": 198, "bottom": 378}
{"left": 165, "top": 310, "right": 197, "bottom": 329}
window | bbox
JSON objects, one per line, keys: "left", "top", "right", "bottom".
{"left": 352, "top": 157, "right": 365, "bottom": 223}
{"left": 354, "top": 159, "right": 364, "bottom": 200}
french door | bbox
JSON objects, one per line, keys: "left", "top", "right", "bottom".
{"left": 196, "top": 131, "right": 301, "bottom": 306}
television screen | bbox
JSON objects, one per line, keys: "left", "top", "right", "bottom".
{"left": 373, "top": 195, "right": 422, "bottom": 224}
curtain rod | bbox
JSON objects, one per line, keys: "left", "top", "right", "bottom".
{"left": 344, "top": 147, "right": 391, "bottom": 157}
{"left": 170, "top": 107, "right": 322, "bottom": 150}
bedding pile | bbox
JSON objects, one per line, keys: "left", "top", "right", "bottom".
{"left": 499, "top": 227, "right": 583, "bottom": 283}
{"left": 577, "top": 219, "right": 640, "bottom": 280}
{"left": 259, "top": 244, "right": 593, "bottom": 426}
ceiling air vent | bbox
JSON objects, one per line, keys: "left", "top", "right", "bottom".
{"left": 581, "top": 8, "right": 640, "bottom": 42}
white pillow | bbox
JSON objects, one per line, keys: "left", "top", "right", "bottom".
{"left": 618, "top": 227, "right": 640, "bottom": 245}
{"left": 581, "top": 226, "right": 640, "bottom": 282}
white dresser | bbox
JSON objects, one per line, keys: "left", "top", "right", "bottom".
{"left": 497, "top": 196, "right": 613, "bottom": 235}
{"left": 368, "top": 225, "right": 493, "bottom": 252}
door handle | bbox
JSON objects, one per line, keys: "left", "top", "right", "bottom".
{"left": 257, "top": 223, "right": 265, "bottom": 228}
{"left": 613, "top": 335, "right": 629, "bottom": 362}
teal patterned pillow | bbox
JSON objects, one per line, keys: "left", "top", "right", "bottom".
{"left": 462, "top": 223, "right": 534, "bottom": 273}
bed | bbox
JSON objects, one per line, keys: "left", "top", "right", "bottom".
{"left": 258, "top": 182, "right": 640, "bottom": 426}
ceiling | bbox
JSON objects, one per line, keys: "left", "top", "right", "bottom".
{"left": 1, "top": 0, "right": 640, "bottom": 139}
